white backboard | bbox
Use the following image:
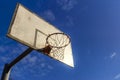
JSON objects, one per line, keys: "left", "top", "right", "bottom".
{"left": 7, "top": 3, "right": 74, "bottom": 67}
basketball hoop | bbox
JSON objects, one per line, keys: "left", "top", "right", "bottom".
{"left": 5, "top": 4, "right": 74, "bottom": 79}
{"left": 42, "top": 33, "right": 71, "bottom": 60}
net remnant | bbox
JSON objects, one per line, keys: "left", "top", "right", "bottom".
{"left": 45, "top": 33, "right": 70, "bottom": 60}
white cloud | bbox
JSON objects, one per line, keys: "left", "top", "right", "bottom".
{"left": 0, "top": 46, "right": 6, "bottom": 53}
{"left": 114, "top": 73, "right": 120, "bottom": 79}
{"left": 110, "top": 52, "right": 116, "bottom": 59}
{"left": 1, "top": 56, "right": 9, "bottom": 63}
{"left": 42, "top": 10, "right": 56, "bottom": 21}
{"left": 47, "top": 65, "right": 53, "bottom": 70}
{"left": 28, "top": 56, "right": 37, "bottom": 63}
{"left": 23, "top": 55, "right": 37, "bottom": 63}
{"left": 66, "top": 16, "right": 74, "bottom": 27}
{"left": 57, "top": 0, "right": 77, "bottom": 11}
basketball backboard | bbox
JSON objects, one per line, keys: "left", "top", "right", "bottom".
{"left": 7, "top": 3, "right": 74, "bottom": 67}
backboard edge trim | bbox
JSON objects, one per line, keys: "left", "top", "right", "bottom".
{"left": 7, "top": 3, "right": 20, "bottom": 36}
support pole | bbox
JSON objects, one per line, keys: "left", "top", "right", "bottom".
{"left": 8, "top": 47, "right": 33, "bottom": 68}
{"left": 1, "top": 47, "right": 33, "bottom": 80}
{"left": 1, "top": 64, "right": 11, "bottom": 80}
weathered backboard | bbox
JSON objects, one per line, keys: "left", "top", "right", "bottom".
{"left": 7, "top": 3, "right": 74, "bottom": 67}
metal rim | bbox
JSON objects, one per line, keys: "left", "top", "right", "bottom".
{"left": 46, "top": 33, "right": 71, "bottom": 48}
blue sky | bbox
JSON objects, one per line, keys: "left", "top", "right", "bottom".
{"left": 1, "top": 0, "right": 120, "bottom": 80}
